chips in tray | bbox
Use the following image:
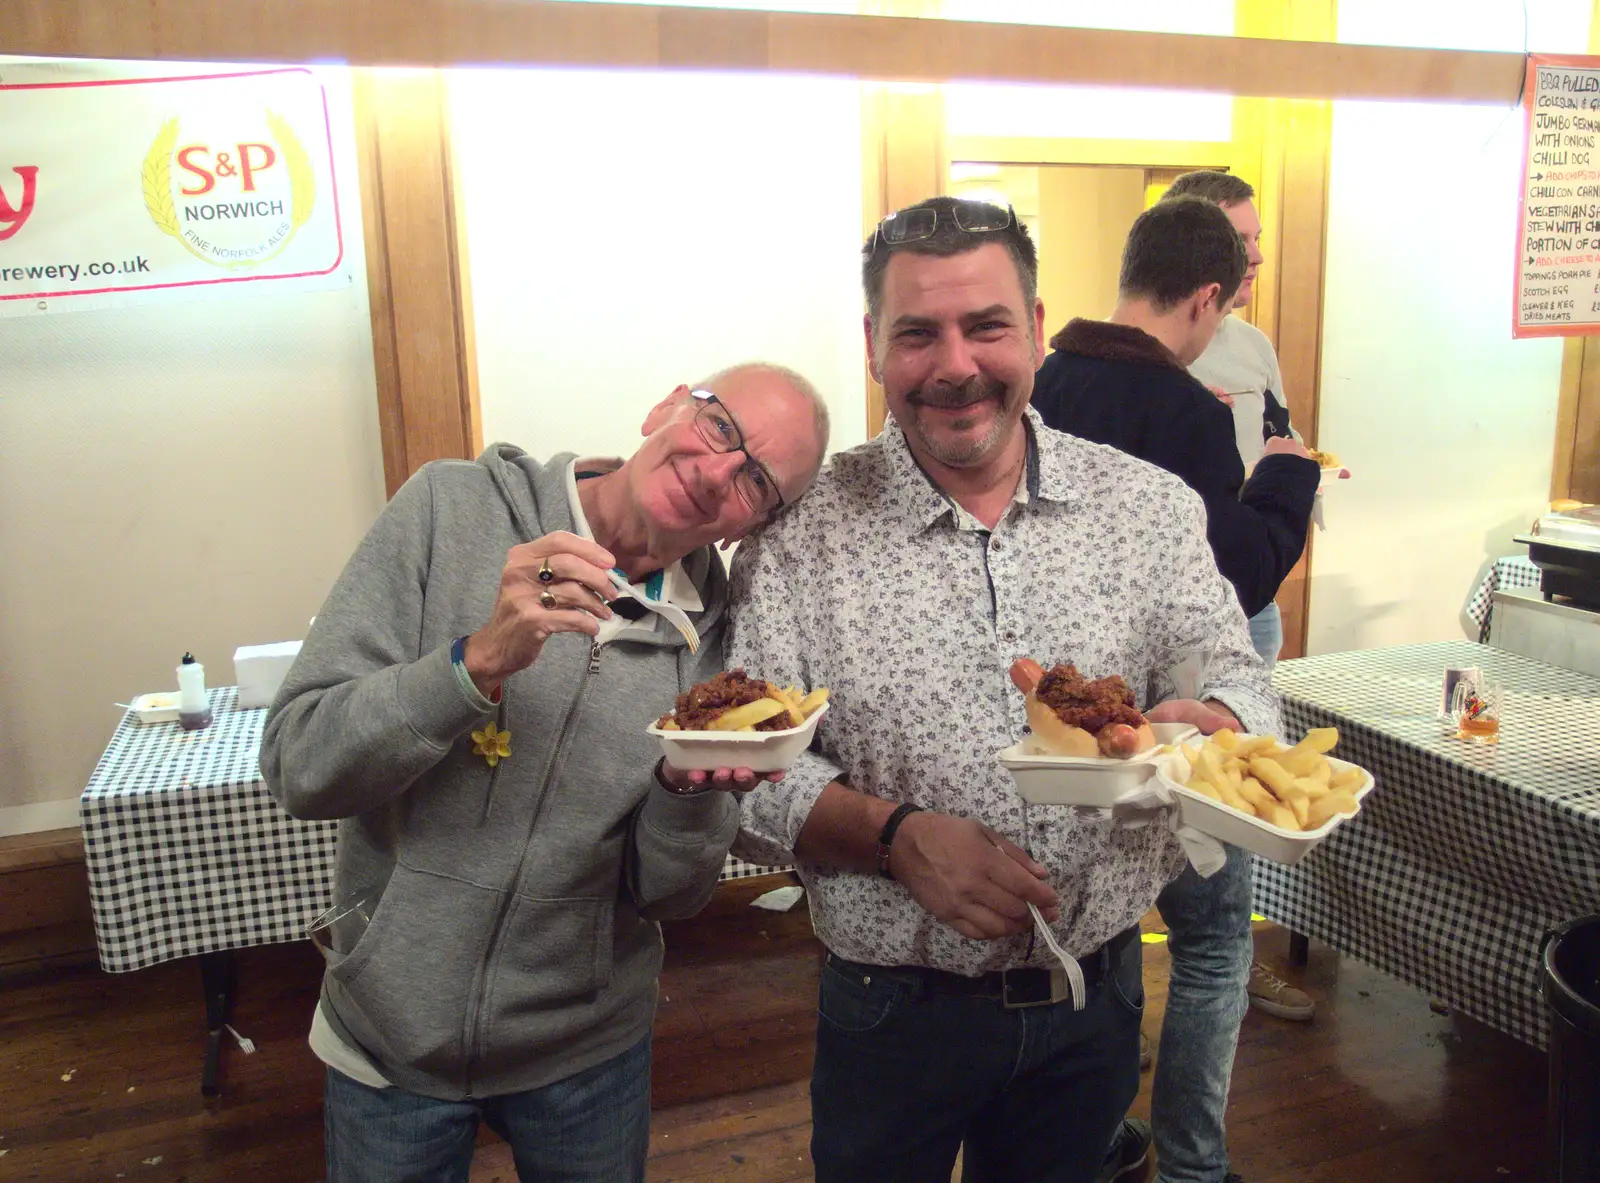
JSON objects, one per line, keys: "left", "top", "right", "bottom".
{"left": 655, "top": 677, "right": 829, "bottom": 733}
{"left": 1168, "top": 727, "right": 1365, "bottom": 832}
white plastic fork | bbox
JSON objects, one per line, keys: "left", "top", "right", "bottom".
{"left": 987, "top": 834, "right": 1087, "bottom": 1011}
{"left": 1027, "top": 902, "right": 1087, "bottom": 1011}
{"left": 223, "top": 1024, "right": 256, "bottom": 1054}
{"left": 606, "top": 571, "right": 701, "bottom": 654}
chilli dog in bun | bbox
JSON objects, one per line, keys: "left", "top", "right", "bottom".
{"left": 1009, "top": 658, "right": 1155, "bottom": 760}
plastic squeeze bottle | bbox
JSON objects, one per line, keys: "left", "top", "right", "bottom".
{"left": 177, "top": 652, "right": 213, "bottom": 731}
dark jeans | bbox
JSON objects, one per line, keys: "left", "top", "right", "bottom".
{"left": 323, "top": 1032, "right": 652, "bottom": 1183}
{"left": 811, "top": 929, "right": 1144, "bottom": 1183}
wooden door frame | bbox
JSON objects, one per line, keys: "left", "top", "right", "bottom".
{"left": 353, "top": 68, "right": 481, "bottom": 497}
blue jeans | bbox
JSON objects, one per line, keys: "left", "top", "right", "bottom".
{"left": 1151, "top": 846, "right": 1254, "bottom": 1183}
{"left": 811, "top": 929, "right": 1144, "bottom": 1183}
{"left": 1247, "top": 601, "right": 1283, "bottom": 668}
{"left": 323, "top": 1032, "right": 652, "bottom": 1183}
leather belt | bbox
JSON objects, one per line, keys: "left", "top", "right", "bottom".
{"left": 825, "top": 924, "right": 1138, "bottom": 1010}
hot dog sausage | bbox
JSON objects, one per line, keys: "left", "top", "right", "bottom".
{"left": 1096, "top": 723, "right": 1143, "bottom": 759}
{"left": 1009, "top": 657, "right": 1046, "bottom": 695}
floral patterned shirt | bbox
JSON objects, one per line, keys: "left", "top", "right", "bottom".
{"left": 726, "top": 408, "right": 1280, "bottom": 974}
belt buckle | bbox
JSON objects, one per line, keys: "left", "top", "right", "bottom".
{"left": 1001, "top": 966, "right": 1071, "bottom": 1009}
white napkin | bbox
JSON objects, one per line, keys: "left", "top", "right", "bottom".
{"left": 750, "top": 885, "right": 804, "bottom": 912}
{"left": 1106, "top": 753, "right": 1227, "bottom": 878}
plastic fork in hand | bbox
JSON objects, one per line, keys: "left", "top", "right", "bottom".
{"left": 605, "top": 573, "right": 701, "bottom": 654}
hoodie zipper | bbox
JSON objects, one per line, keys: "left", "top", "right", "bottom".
{"left": 480, "top": 698, "right": 507, "bottom": 822}
{"left": 461, "top": 660, "right": 597, "bottom": 1098}
{"left": 589, "top": 641, "right": 602, "bottom": 675}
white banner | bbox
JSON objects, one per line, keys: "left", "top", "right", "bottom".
{"left": 0, "top": 65, "right": 350, "bottom": 316}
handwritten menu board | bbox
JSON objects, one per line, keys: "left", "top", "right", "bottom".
{"left": 1515, "top": 55, "right": 1600, "bottom": 338}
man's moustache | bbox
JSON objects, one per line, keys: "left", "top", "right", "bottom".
{"left": 910, "top": 379, "right": 1001, "bottom": 409}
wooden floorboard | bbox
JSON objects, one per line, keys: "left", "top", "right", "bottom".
{"left": 0, "top": 881, "right": 1550, "bottom": 1182}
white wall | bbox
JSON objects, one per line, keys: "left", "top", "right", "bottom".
{"left": 941, "top": 0, "right": 1233, "bottom": 144}
{"left": 1307, "top": 0, "right": 1591, "bottom": 653}
{"left": 0, "top": 68, "right": 384, "bottom": 832}
{"left": 450, "top": 69, "right": 868, "bottom": 460}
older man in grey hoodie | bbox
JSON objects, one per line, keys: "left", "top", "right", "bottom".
{"left": 263, "top": 364, "right": 828, "bottom": 1183}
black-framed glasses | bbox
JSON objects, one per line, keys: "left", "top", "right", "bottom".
{"left": 689, "top": 389, "right": 785, "bottom": 515}
{"left": 875, "top": 201, "right": 1016, "bottom": 248}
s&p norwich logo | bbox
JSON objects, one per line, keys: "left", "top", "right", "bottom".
{"left": 141, "top": 112, "right": 315, "bottom": 268}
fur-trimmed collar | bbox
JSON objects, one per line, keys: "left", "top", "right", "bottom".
{"left": 1047, "top": 318, "right": 1186, "bottom": 373}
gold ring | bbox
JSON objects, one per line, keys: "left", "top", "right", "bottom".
{"left": 539, "top": 590, "right": 559, "bottom": 611}
{"left": 538, "top": 558, "right": 555, "bottom": 584}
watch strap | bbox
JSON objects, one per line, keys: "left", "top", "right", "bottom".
{"left": 654, "top": 757, "right": 715, "bottom": 797}
{"left": 876, "top": 802, "right": 924, "bottom": 880}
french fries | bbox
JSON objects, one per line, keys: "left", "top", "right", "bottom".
{"left": 705, "top": 699, "right": 789, "bottom": 731}
{"left": 655, "top": 677, "right": 830, "bottom": 734}
{"left": 1166, "top": 726, "right": 1365, "bottom": 833}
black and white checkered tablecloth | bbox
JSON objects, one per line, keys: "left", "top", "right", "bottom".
{"left": 1252, "top": 641, "right": 1600, "bottom": 1048}
{"left": 81, "top": 688, "right": 339, "bottom": 973}
{"left": 1466, "top": 556, "right": 1541, "bottom": 641}
{"left": 81, "top": 688, "right": 791, "bottom": 974}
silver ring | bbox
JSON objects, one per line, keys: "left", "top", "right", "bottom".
{"left": 538, "top": 558, "right": 555, "bottom": 584}
{"left": 539, "top": 590, "right": 559, "bottom": 611}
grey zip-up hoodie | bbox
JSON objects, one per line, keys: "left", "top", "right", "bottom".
{"left": 261, "top": 445, "right": 738, "bottom": 1100}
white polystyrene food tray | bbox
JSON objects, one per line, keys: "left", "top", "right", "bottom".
{"left": 1152, "top": 744, "right": 1376, "bottom": 864}
{"left": 128, "top": 692, "right": 181, "bottom": 724}
{"left": 999, "top": 723, "right": 1199, "bottom": 807}
{"left": 1527, "top": 518, "right": 1600, "bottom": 548}
{"left": 648, "top": 702, "right": 828, "bottom": 773}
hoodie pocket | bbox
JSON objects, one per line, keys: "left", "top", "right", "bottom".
{"left": 479, "top": 895, "right": 615, "bottom": 1041}
{"left": 329, "top": 862, "right": 499, "bottom": 1077}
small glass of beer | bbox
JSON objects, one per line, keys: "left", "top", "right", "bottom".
{"left": 1451, "top": 679, "right": 1502, "bottom": 745}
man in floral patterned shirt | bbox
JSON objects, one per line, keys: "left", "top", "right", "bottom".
{"left": 726, "top": 196, "right": 1281, "bottom": 1183}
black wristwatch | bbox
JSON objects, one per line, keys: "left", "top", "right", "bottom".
{"left": 654, "top": 757, "right": 716, "bottom": 797}
{"left": 876, "top": 803, "right": 924, "bottom": 880}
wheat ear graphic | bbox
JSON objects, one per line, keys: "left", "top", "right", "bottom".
{"left": 141, "top": 118, "right": 182, "bottom": 239}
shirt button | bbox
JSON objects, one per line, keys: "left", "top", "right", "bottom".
{"left": 1002, "top": 630, "right": 1017, "bottom": 642}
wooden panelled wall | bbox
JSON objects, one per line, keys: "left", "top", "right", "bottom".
{"left": 12, "top": 1, "right": 1527, "bottom": 99}
{"left": 1233, "top": 0, "right": 1335, "bottom": 659}
{"left": 353, "top": 70, "right": 482, "bottom": 498}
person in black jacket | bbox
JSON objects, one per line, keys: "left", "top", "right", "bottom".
{"left": 1032, "top": 195, "right": 1319, "bottom": 620}
{"left": 1033, "top": 196, "right": 1320, "bottom": 1183}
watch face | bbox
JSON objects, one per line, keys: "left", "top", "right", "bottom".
{"left": 655, "top": 761, "right": 711, "bottom": 796}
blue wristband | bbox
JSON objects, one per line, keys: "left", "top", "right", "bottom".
{"left": 451, "top": 635, "right": 499, "bottom": 706}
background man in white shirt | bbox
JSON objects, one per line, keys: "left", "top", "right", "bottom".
{"left": 1178, "top": 171, "right": 1304, "bottom": 673}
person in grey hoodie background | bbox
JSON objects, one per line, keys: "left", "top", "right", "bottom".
{"left": 262, "top": 363, "right": 829, "bottom": 1183}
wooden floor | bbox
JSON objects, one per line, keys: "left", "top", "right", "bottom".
{"left": 0, "top": 877, "right": 1548, "bottom": 1182}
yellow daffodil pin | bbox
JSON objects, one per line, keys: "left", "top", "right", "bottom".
{"left": 472, "top": 722, "right": 511, "bottom": 768}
